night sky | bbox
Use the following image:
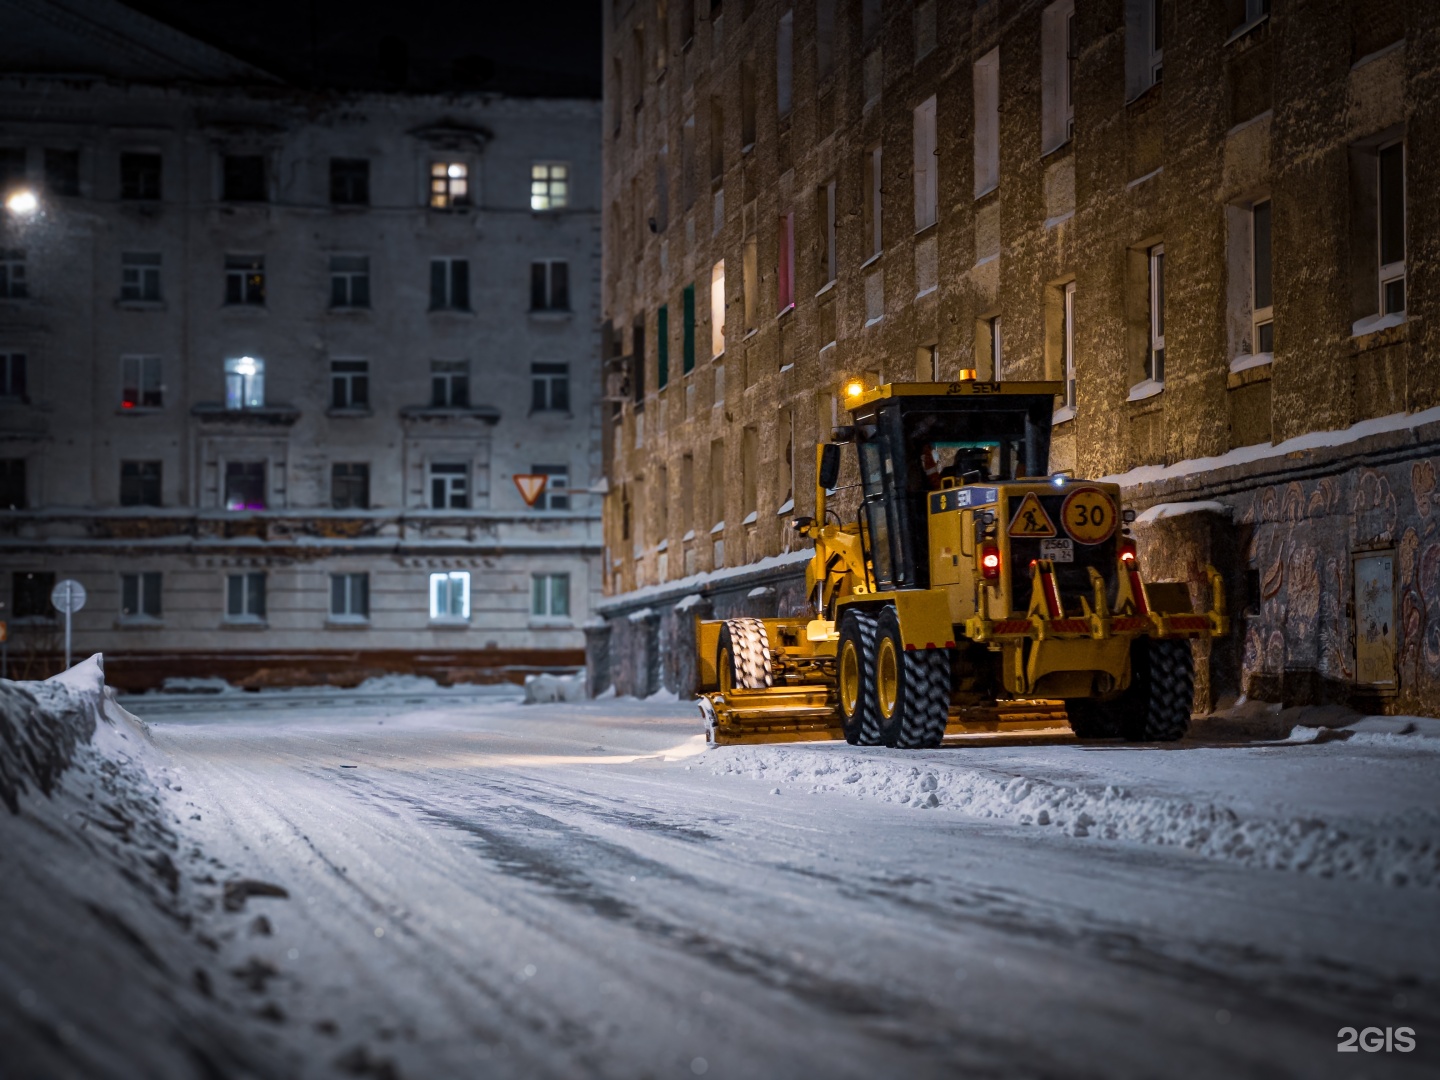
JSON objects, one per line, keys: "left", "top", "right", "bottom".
{"left": 124, "top": 0, "right": 603, "bottom": 97}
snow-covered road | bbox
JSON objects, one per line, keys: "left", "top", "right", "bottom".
{"left": 124, "top": 691, "right": 1439, "bottom": 1079}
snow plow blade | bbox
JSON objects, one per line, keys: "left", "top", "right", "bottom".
{"left": 700, "top": 691, "right": 1072, "bottom": 747}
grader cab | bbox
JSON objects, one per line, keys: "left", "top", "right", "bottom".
{"left": 695, "top": 379, "right": 1228, "bottom": 748}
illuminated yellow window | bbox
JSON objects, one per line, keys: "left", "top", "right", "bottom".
{"left": 430, "top": 162, "right": 469, "bottom": 209}
{"left": 530, "top": 162, "right": 569, "bottom": 211}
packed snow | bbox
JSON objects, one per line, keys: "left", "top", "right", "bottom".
{"left": 3, "top": 660, "right": 1438, "bottom": 1078}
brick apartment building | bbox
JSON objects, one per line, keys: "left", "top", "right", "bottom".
{"left": 0, "top": 0, "right": 603, "bottom": 689}
{"left": 594, "top": 0, "right": 1440, "bottom": 717}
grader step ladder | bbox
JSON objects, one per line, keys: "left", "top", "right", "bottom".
{"left": 694, "top": 377, "right": 1228, "bottom": 748}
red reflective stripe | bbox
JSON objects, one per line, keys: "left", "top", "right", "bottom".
{"left": 1042, "top": 569, "right": 1063, "bottom": 618}
{"left": 1128, "top": 569, "right": 1149, "bottom": 615}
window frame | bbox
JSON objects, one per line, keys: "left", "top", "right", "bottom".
{"left": 428, "top": 462, "right": 471, "bottom": 510}
{"left": 530, "top": 572, "right": 571, "bottom": 619}
{"left": 913, "top": 96, "right": 938, "bottom": 231}
{"left": 530, "top": 464, "right": 571, "bottom": 511}
{"left": 331, "top": 462, "right": 371, "bottom": 510}
{"left": 1251, "top": 200, "right": 1274, "bottom": 356}
{"left": 121, "top": 354, "right": 163, "bottom": 410}
{"left": 710, "top": 260, "right": 725, "bottom": 357}
{"left": 1377, "top": 139, "right": 1406, "bottom": 317}
{"left": 1148, "top": 243, "right": 1166, "bottom": 383}
{"left": 973, "top": 50, "right": 1000, "bottom": 198}
{"left": 224, "top": 254, "right": 265, "bottom": 306}
{"left": 224, "top": 356, "right": 265, "bottom": 410}
{"left": 0, "top": 351, "right": 25, "bottom": 400}
{"left": 329, "top": 254, "right": 371, "bottom": 309}
{"left": 329, "top": 572, "right": 370, "bottom": 620}
{"left": 330, "top": 359, "right": 369, "bottom": 410}
{"left": 119, "top": 152, "right": 161, "bottom": 201}
{"left": 224, "top": 571, "right": 267, "bottom": 622}
{"left": 530, "top": 162, "right": 570, "bottom": 211}
{"left": 121, "top": 252, "right": 162, "bottom": 303}
{"left": 329, "top": 158, "right": 370, "bottom": 206}
{"left": 120, "top": 571, "right": 162, "bottom": 622}
{"left": 429, "top": 257, "right": 471, "bottom": 311}
{"left": 530, "top": 259, "right": 571, "bottom": 311}
{"left": 223, "top": 460, "right": 267, "bottom": 511}
{"left": 531, "top": 362, "right": 571, "bottom": 413}
{"left": 0, "top": 248, "right": 28, "bottom": 299}
{"left": 1063, "top": 281, "right": 1077, "bottom": 412}
{"left": 430, "top": 360, "right": 471, "bottom": 408}
{"left": 119, "top": 459, "right": 162, "bottom": 507}
{"left": 429, "top": 571, "right": 471, "bottom": 620}
{"left": 429, "top": 161, "right": 471, "bottom": 210}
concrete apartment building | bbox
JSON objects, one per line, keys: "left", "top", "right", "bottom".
{"left": 0, "top": 0, "right": 603, "bottom": 689}
{"left": 595, "top": 0, "right": 1440, "bottom": 717}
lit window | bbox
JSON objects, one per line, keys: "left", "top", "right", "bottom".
{"left": 531, "top": 363, "right": 570, "bottom": 412}
{"left": 121, "top": 252, "right": 161, "bottom": 302}
{"left": 225, "top": 572, "right": 266, "bottom": 620}
{"left": 330, "top": 573, "right": 369, "bottom": 619}
{"left": 710, "top": 260, "right": 725, "bottom": 357}
{"left": 120, "top": 572, "right": 161, "bottom": 621}
{"left": 224, "top": 255, "right": 265, "bottom": 306}
{"left": 224, "top": 461, "right": 265, "bottom": 511}
{"left": 121, "top": 354, "right": 162, "bottom": 409}
{"left": 1147, "top": 244, "right": 1165, "bottom": 383}
{"left": 429, "top": 571, "right": 470, "bottom": 619}
{"left": 429, "top": 462, "right": 469, "bottom": 509}
{"left": 224, "top": 356, "right": 264, "bottom": 409}
{"left": 530, "top": 260, "right": 570, "bottom": 310}
{"left": 329, "top": 254, "right": 370, "bottom": 308}
{"left": 430, "top": 162, "right": 469, "bottom": 209}
{"left": 531, "top": 573, "right": 570, "bottom": 617}
{"left": 530, "top": 162, "right": 569, "bottom": 211}
{"left": 330, "top": 360, "right": 369, "bottom": 409}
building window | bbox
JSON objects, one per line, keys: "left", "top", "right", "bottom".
{"left": 225, "top": 572, "right": 266, "bottom": 621}
{"left": 657, "top": 306, "right": 670, "bottom": 388}
{"left": 120, "top": 572, "right": 161, "bottom": 621}
{"left": 776, "top": 11, "right": 794, "bottom": 117}
{"left": 429, "top": 258, "right": 470, "bottom": 311}
{"left": 1251, "top": 200, "right": 1273, "bottom": 354}
{"left": 913, "top": 96, "right": 938, "bottom": 231}
{"left": 1378, "top": 140, "right": 1405, "bottom": 316}
{"left": 331, "top": 463, "right": 370, "bottom": 509}
{"left": 0, "top": 147, "right": 23, "bottom": 193}
{"left": 224, "top": 461, "right": 266, "bottom": 511}
{"left": 531, "top": 464, "right": 570, "bottom": 511}
{"left": 530, "top": 260, "right": 570, "bottom": 311}
{"left": 0, "top": 249, "right": 27, "bottom": 299}
{"left": 120, "top": 152, "right": 161, "bottom": 200}
{"left": 1126, "top": 0, "right": 1163, "bottom": 99}
{"left": 0, "top": 459, "right": 26, "bottom": 509}
{"left": 329, "top": 255, "right": 370, "bottom": 308}
{"left": 44, "top": 149, "right": 79, "bottom": 197}
{"left": 990, "top": 316, "right": 1003, "bottom": 379}
{"left": 330, "top": 573, "right": 369, "bottom": 619}
{"left": 530, "top": 162, "right": 569, "bottom": 211}
{"left": 224, "top": 255, "right": 265, "bottom": 305}
{"left": 14, "top": 571, "right": 55, "bottom": 618}
{"left": 817, "top": 0, "right": 836, "bottom": 77}
{"left": 430, "top": 162, "right": 470, "bottom": 209}
{"left": 740, "top": 62, "right": 757, "bottom": 148}
{"left": 121, "top": 354, "right": 162, "bottom": 409}
{"left": 1063, "top": 282, "right": 1077, "bottom": 411}
{"left": 331, "top": 360, "right": 369, "bottom": 409}
{"left": 329, "top": 158, "right": 369, "bottom": 205}
{"left": 531, "top": 573, "right": 571, "bottom": 617}
{"left": 710, "top": 260, "right": 725, "bottom": 357}
{"left": 430, "top": 571, "right": 470, "bottom": 619}
{"left": 864, "top": 146, "right": 883, "bottom": 256}
{"left": 1147, "top": 244, "right": 1165, "bottom": 383}
{"left": 121, "top": 252, "right": 161, "bottom": 302}
{"left": 431, "top": 360, "right": 470, "bottom": 407}
{"left": 531, "top": 362, "right": 570, "bottom": 412}
{"left": 429, "top": 463, "right": 469, "bottom": 509}
{"left": 0, "top": 352, "right": 27, "bottom": 400}
{"left": 224, "top": 357, "right": 264, "bottom": 410}
{"left": 682, "top": 283, "right": 696, "bottom": 373}
{"left": 120, "top": 460, "right": 162, "bottom": 506}
{"left": 1042, "top": 0, "right": 1076, "bottom": 153}
{"left": 777, "top": 212, "right": 794, "bottom": 312}
{"left": 974, "top": 49, "right": 1000, "bottom": 197}
{"left": 222, "top": 155, "right": 267, "bottom": 202}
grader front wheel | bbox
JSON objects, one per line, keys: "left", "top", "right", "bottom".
{"left": 837, "top": 612, "right": 884, "bottom": 745}
{"left": 716, "top": 618, "right": 774, "bottom": 691}
{"left": 873, "top": 606, "right": 952, "bottom": 749}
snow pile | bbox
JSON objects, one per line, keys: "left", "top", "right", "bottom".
{"left": 523, "top": 672, "right": 587, "bottom": 704}
{"left": 159, "top": 675, "right": 236, "bottom": 694}
{"left": 711, "top": 744, "right": 1440, "bottom": 889}
{"left": 0, "top": 656, "right": 286, "bottom": 1077}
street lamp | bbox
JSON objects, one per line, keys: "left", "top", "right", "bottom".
{"left": 5, "top": 188, "right": 38, "bottom": 215}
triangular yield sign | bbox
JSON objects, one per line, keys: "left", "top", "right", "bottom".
{"left": 513, "top": 473, "right": 549, "bottom": 506}
{"left": 1009, "top": 492, "right": 1057, "bottom": 537}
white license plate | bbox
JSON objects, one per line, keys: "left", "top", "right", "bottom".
{"left": 1040, "top": 538, "right": 1074, "bottom": 562}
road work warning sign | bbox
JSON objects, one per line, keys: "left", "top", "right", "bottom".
{"left": 1009, "top": 492, "right": 1057, "bottom": 537}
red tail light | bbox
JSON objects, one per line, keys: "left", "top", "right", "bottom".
{"left": 980, "top": 543, "right": 1001, "bottom": 580}
{"left": 1119, "top": 538, "right": 1137, "bottom": 563}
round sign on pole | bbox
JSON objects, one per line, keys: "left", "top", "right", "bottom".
{"left": 51, "top": 579, "right": 87, "bottom": 614}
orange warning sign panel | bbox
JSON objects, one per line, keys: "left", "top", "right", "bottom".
{"left": 1009, "top": 492, "right": 1057, "bottom": 537}
{"left": 513, "top": 474, "right": 549, "bottom": 507}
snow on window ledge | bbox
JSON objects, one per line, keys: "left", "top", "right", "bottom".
{"left": 775, "top": 497, "right": 795, "bottom": 516}
{"left": 741, "top": 510, "right": 759, "bottom": 526}
{"left": 710, "top": 520, "right": 725, "bottom": 535}
{"left": 864, "top": 315, "right": 884, "bottom": 328}
{"left": 1351, "top": 311, "right": 1406, "bottom": 339}
{"left": 681, "top": 529, "right": 696, "bottom": 542}
{"left": 1127, "top": 379, "right": 1165, "bottom": 402}
{"left": 655, "top": 539, "right": 668, "bottom": 552}
{"left": 1052, "top": 405, "right": 1076, "bottom": 425}
{"left": 1229, "top": 352, "right": 1272, "bottom": 375}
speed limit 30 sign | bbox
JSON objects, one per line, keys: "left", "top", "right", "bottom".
{"left": 1059, "top": 487, "right": 1118, "bottom": 545}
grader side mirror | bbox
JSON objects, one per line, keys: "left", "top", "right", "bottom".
{"left": 818, "top": 444, "right": 842, "bottom": 490}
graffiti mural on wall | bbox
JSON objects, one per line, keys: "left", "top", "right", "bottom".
{"left": 1237, "top": 455, "right": 1440, "bottom": 711}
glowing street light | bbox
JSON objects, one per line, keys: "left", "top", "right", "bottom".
{"left": 6, "top": 189, "right": 38, "bottom": 215}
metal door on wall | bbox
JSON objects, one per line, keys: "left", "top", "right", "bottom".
{"left": 1353, "top": 550, "right": 1397, "bottom": 692}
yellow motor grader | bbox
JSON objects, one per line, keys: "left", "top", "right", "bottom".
{"left": 695, "top": 378, "right": 1228, "bottom": 748}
